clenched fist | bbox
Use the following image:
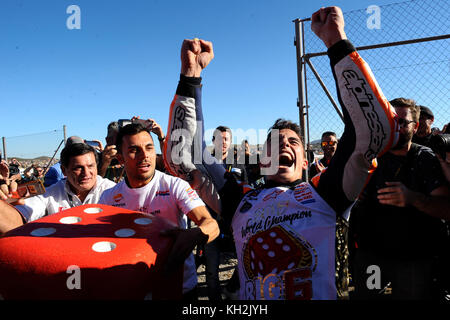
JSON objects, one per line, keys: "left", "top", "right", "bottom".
{"left": 180, "top": 38, "right": 214, "bottom": 77}
{"left": 311, "top": 6, "right": 347, "bottom": 49}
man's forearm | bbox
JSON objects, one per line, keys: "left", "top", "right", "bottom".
{"left": 0, "top": 201, "right": 24, "bottom": 235}
{"left": 197, "top": 217, "right": 220, "bottom": 243}
{"left": 98, "top": 160, "right": 110, "bottom": 177}
{"left": 410, "top": 192, "right": 450, "bottom": 221}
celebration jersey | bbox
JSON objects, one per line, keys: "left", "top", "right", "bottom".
{"left": 232, "top": 183, "right": 337, "bottom": 300}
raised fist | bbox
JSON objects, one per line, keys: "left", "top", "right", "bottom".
{"left": 311, "top": 6, "right": 347, "bottom": 49}
{"left": 180, "top": 38, "right": 214, "bottom": 77}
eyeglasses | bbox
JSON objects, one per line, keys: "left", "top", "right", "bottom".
{"left": 397, "top": 118, "right": 416, "bottom": 128}
{"left": 321, "top": 141, "right": 337, "bottom": 147}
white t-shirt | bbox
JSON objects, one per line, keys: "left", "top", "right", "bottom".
{"left": 16, "top": 176, "right": 116, "bottom": 222}
{"left": 98, "top": 170, "right": 205, "bottom": 293}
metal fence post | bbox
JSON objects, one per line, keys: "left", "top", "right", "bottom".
{"left": 294, "top": 18, "right": 310, "bottom": 181}
{"left": 2, "top": 137, "right": 6, "bottom": 163}
{"left": 63, "top": 125, "right": 67, "bottom": 145}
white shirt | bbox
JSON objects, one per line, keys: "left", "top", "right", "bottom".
{"left": 99, "top": 170, "right": 205, "bottom": 293}
{"left": 16, "top": 176, "right": 116, "bottom": 222}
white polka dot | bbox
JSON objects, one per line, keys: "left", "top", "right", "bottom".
{"left": 271, "top": 268, "right": 278, "bottom": 274}
{"left": 114, "top": 228, "right": 136, "bottom": 237}
{"left": 282, "top": 245, "right": 291, "bottom": 252}
{"left": 262, "top": 244, "right": 269, "bottom": 250}
{"left": 251, "top": 250, "right": 255, "bottom": 259}
{"left": 134, "top": 218, "right": 152, "bottom": 225}
{"left": 268, "top": 251, "right": 275, "bottom": 258}
{"left": 30, "top": 227, "right": 56, "bottom": 237}
{"left": 257, "top": 237, "right": 263, "bottom": 243}
{"left": 258, "top": 261, "right": 264, "bottom": 270}
{"left": 275, "top": 238, "right": 283, "bottom": 244}
{"left": 84, "top": 207, "right": 103, "bottom": 214}
{"left": 269, "top": 232, "right": 277, "bottom": 238}
{"left": 288, "top": 262, "right": 295, "bottom": 269}
{"left": 92, "top": 241, "right": 116, "bottom": 252}
{"left": 59, "top": 216, "right": 82, "bottom": 224}
{"left": 251, "top": 262, "right": 255, "bottom": 270}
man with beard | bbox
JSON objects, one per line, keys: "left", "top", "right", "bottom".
{"left": 165, "top": 7, "right": 401, "bottom": 299}
{"left": 350, "top": 98, "right": 450, "bottom": 300}
{"left": 98, "top": 122, "right": 219, "bottom": 300}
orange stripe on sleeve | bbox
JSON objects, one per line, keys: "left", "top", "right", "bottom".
{"left": 163, "top": 94, "right": 179, "bottom": 177}
{"left": 348, "top": 52, "right": 398, "bottom": 156}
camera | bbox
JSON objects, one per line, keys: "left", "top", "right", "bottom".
{"left": 429, "top": 133, "right": 450, "bottom": 160}
{"left": 8, "top": 165, "right": 20, "bottom": 177}
{"left": 85, "top": 140, "right": 101, "bottom": 148}
{"left": 118, "top": 119, "right": 153, "bottom": 129}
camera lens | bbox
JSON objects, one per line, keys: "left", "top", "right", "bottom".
{"left": 429, "top": 134, "right": 450, "bottom": 158}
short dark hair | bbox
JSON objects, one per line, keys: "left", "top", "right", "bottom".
{"left": 267, "top": 118, "right": 303, "bottom": 143}
{"left": 321, "top": 131, "right": 337, "bottom": 140}
{"left": 212, "top": 126, "right": 232, "bottom": 142}
{"left": 60, "top": 143, "right": 98, "bottom": 168}
{"left": 116, "top": 123, "right": 152, "bottom": 153}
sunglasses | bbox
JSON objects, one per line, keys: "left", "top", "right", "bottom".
{"left": 397, "top": 118, "right": 416, "bottom": 127}
{"left": 321, "top": 141, "right": 337, "bottom": 147}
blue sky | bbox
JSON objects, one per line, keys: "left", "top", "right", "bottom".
{"left": 1, "top": 0, "right": 447, "bottom": 158}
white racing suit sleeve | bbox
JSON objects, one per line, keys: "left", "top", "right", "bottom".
{"left": 163, "top": 75, "right": 225, "bottom": 214}
{"left": 311, "top": 40, "right": 399, "bottom": 216}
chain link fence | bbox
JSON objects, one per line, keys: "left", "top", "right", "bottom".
{"left": 295, "top": 0, "right": 449, "bottom": 146}
{"left": 2, "top": 128, "right": 66, "bottom": 169}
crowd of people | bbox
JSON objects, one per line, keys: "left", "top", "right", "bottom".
{"left": 0, "top": 6, "right": 449, "bottom": 301}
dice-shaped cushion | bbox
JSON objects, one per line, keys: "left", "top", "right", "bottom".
{"left": 0, "top": 204, "right": 183, "bottom": 300}
{"left": 243, "top": 225, "right": 313, "bottom": 278}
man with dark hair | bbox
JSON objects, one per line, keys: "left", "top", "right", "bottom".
{"left": 0, "top": 141, "right": 116, "bottom": 235}
{"left": 412, "top": 105, "right": 435, "bottom": 148}
{"left": 309, "top": 131, "right": 338, "bottom": 178}
{"left": 98, "top": 122, "right": 219, "bottom": 300}
{"left": 165, "top": 6, "right": 399, "bottom": 300}
{"left": 199, "top": 124, "right": 248, "bottom": 300}
{"left": 350, "top": 97, "right": 450, "bottom": 299}
{"left": 212, "top": 126, "right": 232, "bottom": 160}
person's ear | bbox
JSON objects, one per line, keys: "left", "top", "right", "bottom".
{"left": 414, "top": 121, "right": 420, "bottom": 132}
{"left": 302, "top": 158, "right": 308, "bottom": 170}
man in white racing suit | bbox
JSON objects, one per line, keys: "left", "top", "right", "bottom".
{"left": 164, "top": 7, "right": 399, "bottom": 300}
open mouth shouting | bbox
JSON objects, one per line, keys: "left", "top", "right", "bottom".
{"left": 278, "top": 151, "right": 295, "bottom": 169}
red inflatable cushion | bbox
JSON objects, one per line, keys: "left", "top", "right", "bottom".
{"left": 0, "top": 204, "right": 183, "bottom": 300}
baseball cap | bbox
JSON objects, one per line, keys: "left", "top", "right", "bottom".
{"left": 419, "top": 106, "right": 434, "bottom": 119}
{"left": 66, "top": 136, "right": 85, "bottom": 146}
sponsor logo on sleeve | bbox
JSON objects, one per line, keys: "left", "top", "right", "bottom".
{"left": 186, "top": 187, "right": 200, "bottom": 201}
{"left": 113, "top": 193, "right": 123, "bottom": 203}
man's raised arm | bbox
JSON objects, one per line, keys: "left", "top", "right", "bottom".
{"left": 310, "top": 7, "right": 399, "bottom": 215}
{"left": 163, "top": 39, "right": 225, "bottom": 214}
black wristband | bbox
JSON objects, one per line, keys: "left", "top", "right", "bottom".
{"left": 327, "top": 39, "right": 356, "bottom": 67}
{"left": 176, "top": 74, "right": 202, "bottom": 98}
